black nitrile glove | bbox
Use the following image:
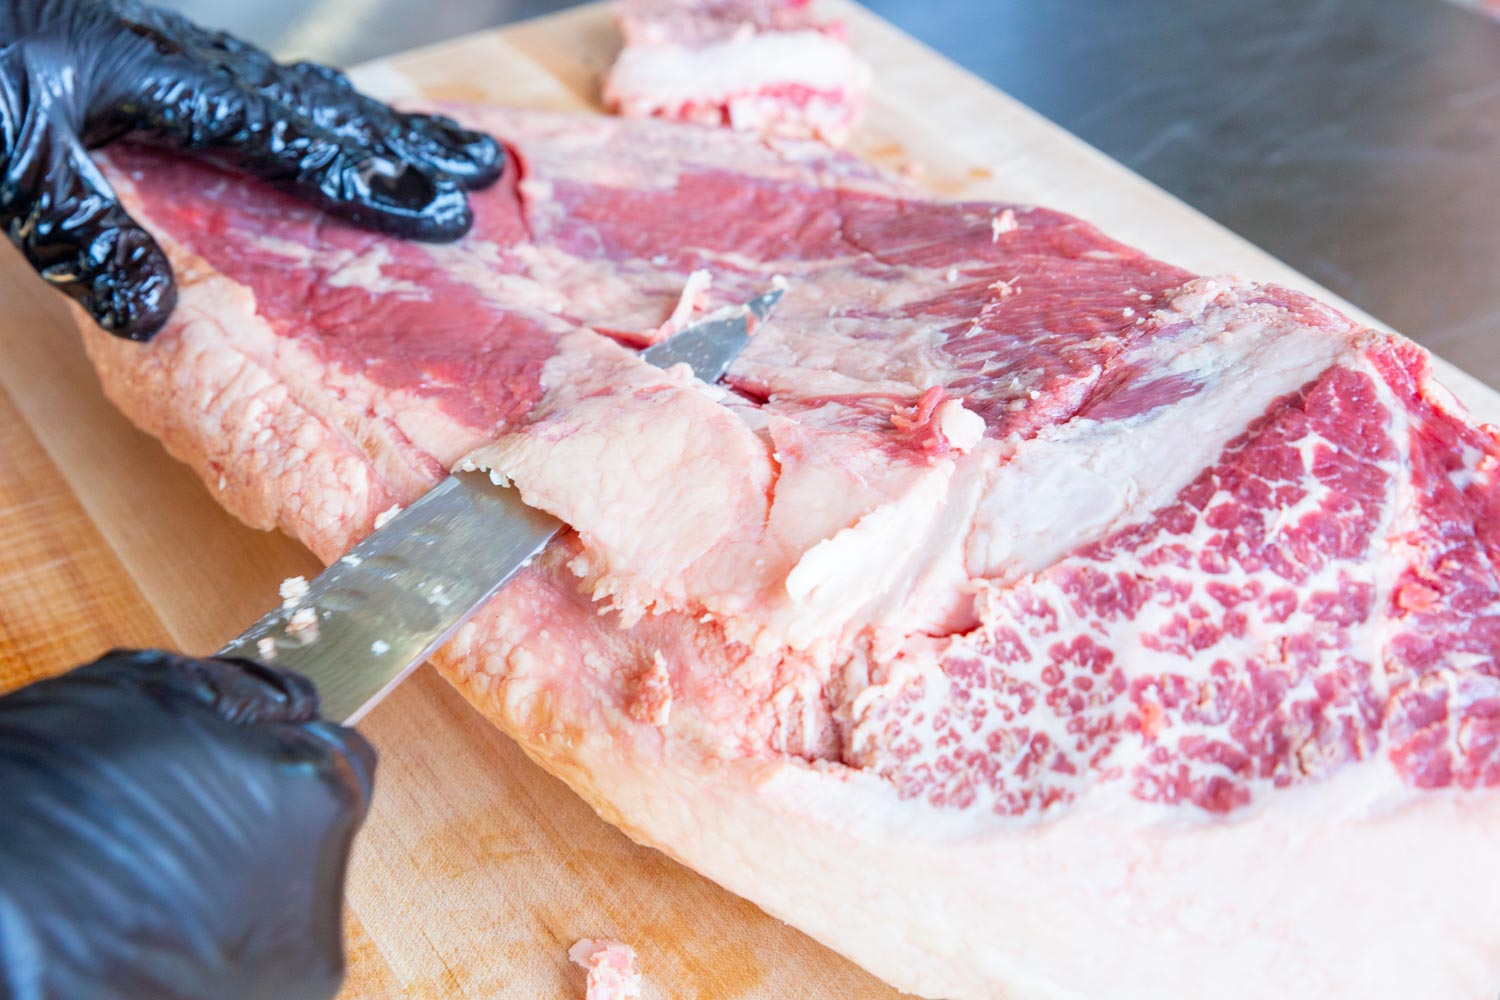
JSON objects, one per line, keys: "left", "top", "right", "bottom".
{"left": 0, "top": 649, "right": 377, "bottom": 1000}
{"left": 0, "top": 0, "right": 504, "bottom": 340}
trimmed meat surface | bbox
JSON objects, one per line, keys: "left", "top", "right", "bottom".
{"left": 604, "top": 0, "right": 869, "bottom": 142}
{"left": 81, "top": 106, "right": 1500, "bottom": 999}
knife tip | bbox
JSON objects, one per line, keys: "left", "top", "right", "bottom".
{"left": 748, "top": 282, "right": 786, "bottom": 328}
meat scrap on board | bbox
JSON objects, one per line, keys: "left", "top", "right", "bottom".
{"left": 81, "top": 104, "right": 1500, "bottom": 1000}
{"left": 604, "top": 0, "right": 870, "bottom": 142}
{"left": 570, "top": 939, "right": 643, "bottom": 1000}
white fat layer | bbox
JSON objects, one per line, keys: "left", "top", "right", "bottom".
{"left": 776, "top": 411, "right": 990, "bottom": 647}
{"left": 608, "top": 30, "right": 866, "bottom": 106}
{"left": 783, "top": 466, "right": 953, "bottom": 645}
{"left": 279, "top": 575, "right": 310, "bottom": 608}
{"left": 250, "top": 237, "right": 428, "bottom": 297}
{"left": 935, "top": 400, "right": 985, "bottom": 452}
{"left": 854, "top": 342, "right": 1416, "bottom": 825}
{"left": 719, "top": 91, "right": 860, "bottom": 141}
{"left": 662, "top": 268, "right": 713, "bottom": 333}
{"left": 738, "top": 315, "right": 962, "bottom": 401}
{"left": 521, "top": 691, "right": 1500, "bottom": 1000}
{"left": 968, "top": 300, "right": 1352, "bottom": 580}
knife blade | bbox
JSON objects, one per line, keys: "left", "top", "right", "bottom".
{"left": 218, "top": 286, "right": 783, "bottom": 724}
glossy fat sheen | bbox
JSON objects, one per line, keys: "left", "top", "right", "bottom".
{"left": 79, "top": 105, "right": 1500, "bottom": 999}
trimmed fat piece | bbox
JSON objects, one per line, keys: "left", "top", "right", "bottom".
{"left": 80, "top": 106, "right": 1500, "bottom": 1000}
{"left": 604, "top": 0, "right": 869, "bottom": 143}
{"left": 569, "top": 939, "right": 643, "bottom": 1000}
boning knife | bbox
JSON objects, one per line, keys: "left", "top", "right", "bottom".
{"left": 217, "top": 287, "right": 783, "bottom": 724}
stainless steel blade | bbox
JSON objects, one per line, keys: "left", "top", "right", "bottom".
{"left": 218, "top": 475, "right": 562, "bottom": 724}
{"left": 638, "top": 284, "right": 782, "bottom": 376}
{"left": 218, "top": 288, "right": 781, "bottom": 724}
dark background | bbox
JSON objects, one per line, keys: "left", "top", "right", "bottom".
{"left": 163, "top": 0, "right": 1500, "bottom": 376}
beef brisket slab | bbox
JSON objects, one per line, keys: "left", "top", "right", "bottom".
{"left": 80, "top": 106, "right": 1500, "bottom": 1000}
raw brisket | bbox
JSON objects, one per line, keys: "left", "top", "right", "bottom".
{"left": 604, "top": 0, "right": 868, "bottom": 142}
{"left": 80, "top": 106, "right": 1500, "bottom": 999}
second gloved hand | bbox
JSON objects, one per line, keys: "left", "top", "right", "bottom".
{"left": 0, "top": 0, "right": 505, "bottom": 339}
{"left": 0, "top": 650, "right": 377, "bottom": 1000}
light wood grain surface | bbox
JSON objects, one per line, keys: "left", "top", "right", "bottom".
{"left": 0, "top": 2, "right": 1494, "bottom": 997}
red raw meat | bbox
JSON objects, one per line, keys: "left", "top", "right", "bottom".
{"left": 78, "top": 106, "right": 1500, "bottom": 1000}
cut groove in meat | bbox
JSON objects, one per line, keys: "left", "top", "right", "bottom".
{"left": 78, "top": 106, "right": 1500, "bottom": 1000}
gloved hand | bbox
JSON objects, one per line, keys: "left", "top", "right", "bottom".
{"left": 0, "top": 649, "right": 377, "bottom": 1000}
{"left": 0, "top": 0, "right": 504, "bottom": 340}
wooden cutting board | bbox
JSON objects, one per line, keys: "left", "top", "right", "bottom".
{"left": 1, "top": 3, "right": 1496, "bottom": 997}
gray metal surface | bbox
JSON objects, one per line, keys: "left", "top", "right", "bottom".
{"left": 220, "top": 291, "right": 778, "bottom": 723}
{"left": 219, "top": 475, "right": 561, "bottom": 724}
{"left": 860, "top": 0, "right": 1500, "bottom": 386}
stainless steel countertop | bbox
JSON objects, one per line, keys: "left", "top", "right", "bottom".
{"left": 164, "top": 0, "right": 1500, "bottom": 382}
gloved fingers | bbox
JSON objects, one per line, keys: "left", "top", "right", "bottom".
{"left": 112, "top": 2, "right": 285, "bottom": 98}
{"left": 153, "top": 652, "right": 377, "bottom": 807}
{"left": 278, "top": 61, "right": 505, "bottom": 190}
{"left": 0, "top": 650, "right": 377, "bottom": 828}
{"left": 267, "top": 122, "right": 477, "bottom": 241}
{"left": 0, "top": 649, "right": 375, "bottom": 1000}
{"left": 52, "top": 648, "right": 375, "bottom": 810}
{"left": 58, "top": 649, "right": 320, "bottom": 724}
{"left": 128, "top": 67, "right": 475, "bottom": 240}
{"left": 387, "top": 107, "right": 506, "bottom": 191}
{"left": 120, "top": 9, "right": 505, "bottom": 191}
{"left": 169, "top": 655, "right": 324, "bottom": 726}
{"left": 276, "top": 717, "right": 379, "bottom": 817}
{"left": 0, "top": 54, "right": 175, "bottom": 338}
{"left": 61, "top": 649, "right": 377, "bottom": 806}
